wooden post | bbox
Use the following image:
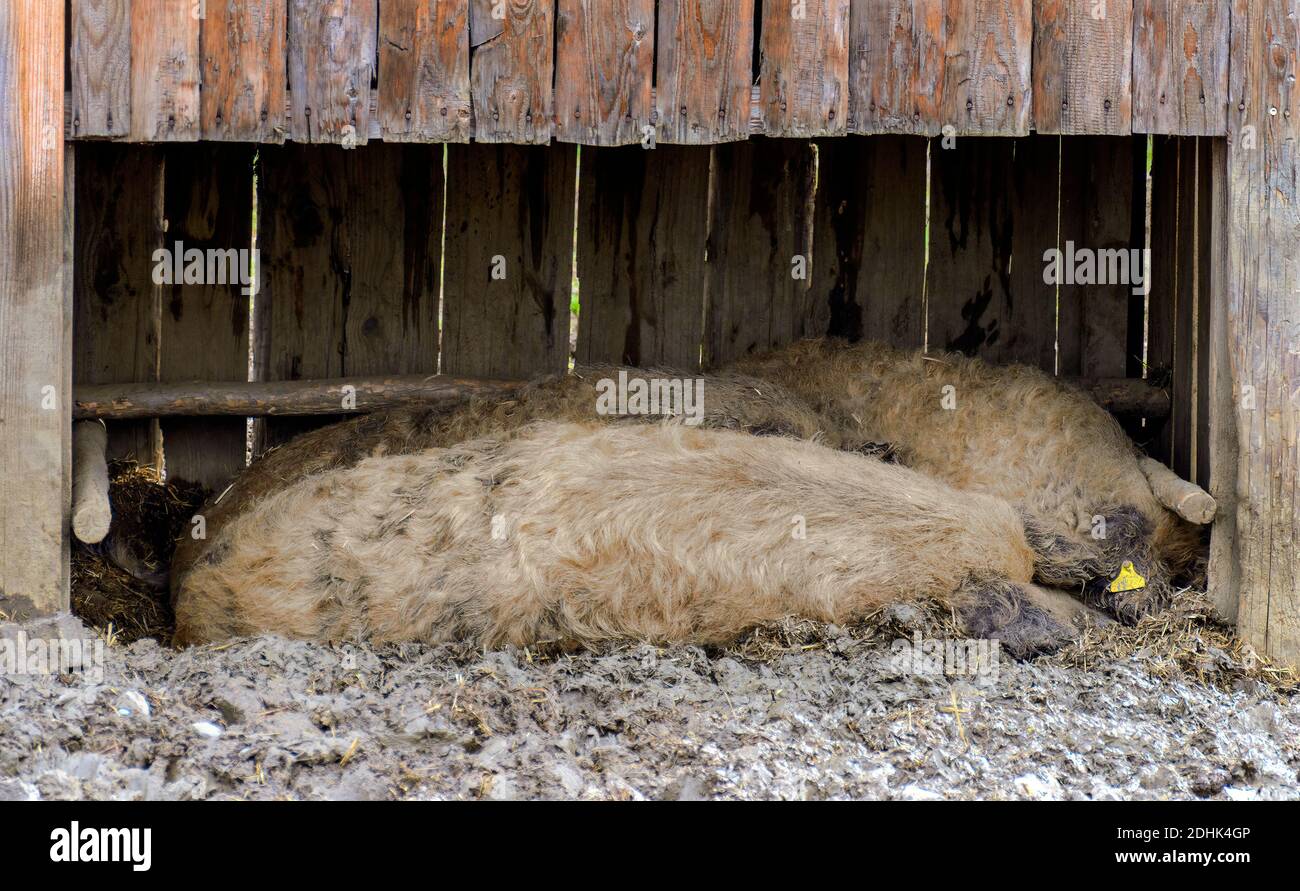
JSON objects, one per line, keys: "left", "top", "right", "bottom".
{"left": 0, "top": 1, "right": 68, "bottom": 617}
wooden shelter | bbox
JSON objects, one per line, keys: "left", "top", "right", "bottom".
{"left": 1, "top": 1, "right": 1296, "bottom": 665}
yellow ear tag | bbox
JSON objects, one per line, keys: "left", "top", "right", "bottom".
{"left": 1108, "top": 561, "right": 1147, "bottom": 594}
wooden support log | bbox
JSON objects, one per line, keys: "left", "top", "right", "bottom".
{"left": 71, "top": 421, "right": 111, "bottom": 544}
{"left": 73, "top": 375, "right": 1167, "bottom": 421}
{"left": 1139, "top": 456, "right": 1217, "bottom": 525}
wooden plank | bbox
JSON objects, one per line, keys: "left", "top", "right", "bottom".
{"left": 0, "top": 0, "right": 69, "bottom": 615}
{"left": 1032, "top": 0, "right": 1133, "bottom": 135}
{"left": 655, "top": 0, "right": 755, "bottom": 144}
{"left": 72, "top": 144, "right": 164, "bottom": 466}
{"left": 1194, "top": 136, "right": 1214, "bottom": 492}
{"left": 202, "top": 0, "right": 288, "bottom": 142}
{"left": 158, "top": 145, "right": 255, "bottom": 489}
{"left": 941, "top": 0, "right": 1032, "bottom": 135}
{"left": 704, "top": 139, "right": 816, "bottom": 366}
{"left": 258, "top": 143, "right": 445, "bottom": 442}
{"left": 759, "top": 0, "right": 851, "bottom": 137}
{"left": 377, "top": 0, "right": 471, "bottom": 142}
{"left": 470, "top": 0, "right": 554, "bottom": 144}
{"left": 810, "top": 135, "right": 928, "bottom": 347}
{"left": 288, "top": 0, "right": 378, "bottom": 144}
{"left": 1133, "top": 0, "right": 1230, "bottom": 135}
{"left": 847, "top": 0, "right": 946, "bottom": 136}
{"left": 130, "top": 0, "right": 201, "bottom": 142}
{"left": 1205, "top": 136, "right": 1237, "bottom": 622}
{"left": 554, "top": 0, "right": 655, "bottom": 146}
{"left": 1224, "top": 0, "right": 1300, "bottom": 666}
{"left": 575, "top": 145, "right": 710, "bottom": 368}
{"left": 71, "top": 0, "right": 131, "bottom": 138}
{"left": 443, "top": 144, "right": 576, "bottom": 377}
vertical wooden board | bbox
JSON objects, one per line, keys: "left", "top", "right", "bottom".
{"left": 73, "top": 144, "right": 164, "bottom": 466}
{"left": 0, "top": 0, "right": 68, "bottom": 615}
{"left": 705, "top": 139, "right": 816, "bottom": 366}
{"left": 202, "top": 0, "right": 287, "bottom": 142}
{"left": 941, "top": 0, "right": 1032, "bottom": 135}
{"left": 810, "top": 135, "right": 928, "bottom": 347}
{"left": 576, "top": 145, "right": 710, "bottom": 368}
{"left": 655, "top": 0, "right": 755, "bottom": 144}
{"left": 131, "top": 0, "right": 201, "bottom": 142}
{"left": 470, "top": 0, "right": 554, "bottom": 144}
{"left": 289, "top": 0, "right": 378, "bottom": 144}
{"left": 443, "top": 144, "right": 576, "bottom": 377}
{"left": 1058, "top": 136, "right": 1140, "bottom": 380}
{"left": 1133, "top": 0, "right": 1230, "bottom": 135}
{"left": 1225, "top": 0, "right": 1300, "bottom": 665}
{"left": 258, "top": 143, "right": 444, "bottom": 444}
{"left": 378, "top": 0, "right": 471, "bottom": 142}
{"left": 158, "top": 145, "right": 254, "bottom": 489}
{"left": 71, "top": 0, "right": 131, "bottom": 138}
{"left": 848, "top": 0, "right": 946, "bottom": 136}
{"left": 1193, "top": 137, "right": 1213, "bottom": 491}
{"left": 554, "top": 0, "right": 655, "bottom": 146}
{"left": 1205, "top": 136, "right": 1237, "bottom": 621}
{"left": 759, "top": 0, "right": 851, "bottom": 137}
{"left": 1032, "top": 0, "right": 1133, "bottom": 135}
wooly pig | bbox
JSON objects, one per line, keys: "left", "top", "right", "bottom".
{"left": 173, "top": 422, "right": 1100, "bottom": 656}
{"left": 728, "top": 339, "right": 1207, "bottom": 621}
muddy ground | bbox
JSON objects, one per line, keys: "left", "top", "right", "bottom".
{"left": 2, "top": 605, "right": 1297, "bottom": 801}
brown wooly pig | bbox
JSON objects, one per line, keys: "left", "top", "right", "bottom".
{"left": 172, "top": 421, "right": 1098, "bottom": 656}
{"left": 727, "top": 339, "right": 1206, "bottom": 621}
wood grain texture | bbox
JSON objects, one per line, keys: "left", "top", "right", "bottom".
{"left": 1222, "top": 0, "right": 1300, "bottom": 665}
{"left": 378, "top": 0, "right": 471, "bottom": 142}
{"left": 705, "top": 139, "right": 816, "bottom": 365}
{"left": 470, "top": 0, "right": 505, "bottom": 46}
{"left": 130, "top": 0, "right": 201, "bottom": 141}
{"left": 760, "top": 0, "right": 851, "bottom": 137}
{"left": 655, "top": 0, "right": 755, "bottom": 144}
{"left": 1205, "top": 136, "right": 1237, "bottom": 621}
{"left": 202, "top": 0, "right": 287, "bottom": 142}
{"left": 1133, "top": 0, "right": 1230, "bottom": 135}
{"left": 289, "top": 0, "right": 378, "bottom": 144}
{"left": 941, "top": 0, "right": 1032, "bottom": 135}
{"left": 1032, "top": 0, "right": 1133, "bottom": 135}
{"left": 0, "top": 0, "right": 69, "bottom": 615}
{"left": 71, "top": 0, "right": 131, "bottom": 138}
{"left": 72, "top": 144, "right": 164, "bottom": 466}
{"left": 810, "top": 135, "right": 927, "bottom": 347}
{"left": 443, "top": 144, "right": 576, "bottom": 377}
{"left": 470, "top": 0, "right": 554, "bottom": 144}
{"left": 848, "top": 0, "right": 946, "bottom": 135}
{"left": 576, "top": 145, "right": 710, "bottom": 368}
{"left": 159, "top": 145, "right": 254, "bottom": 489}
{"left": 555, "top": 0, "right": 655, "bottom": 145}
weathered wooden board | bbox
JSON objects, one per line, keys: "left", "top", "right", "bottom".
{"left": 72, "top": 144, "right": 164, "bottom": 467}
{"left": 470, "top": 0, "right": 505, "bottom": 46}
{"left": 705, "top": 139, "right": 816, "bottom": 365}
{"left": 258, "top": 143, "right": 444, "bottom": 444}
{"left": 0, "top": 0, "right": 68, "bottom": 615}
{"left": 71, "top": 0, "right": 131, "bottom": 138}
{"left": 443, "top": 144, "right": 576, "bottom": 377}
{"left": 554, "top": 0, "right": 654, "bottom": 146}
{"left": 941, "top": 0, "right": 1032, "bottom": 136}
{"left": 848, "top": 0, "right": 946, "bottom": 136}
{"left": 1032, "top": 0, "right": 1133, "bottom": 135}
{"left": 159, "top": 145, "right": 255, "bottom": 489}
{"left": 810, "top": 135, "right": 928, "bottom": 347}
{"left": 202, "top": 0, "right": 287, "bottom": 142}
{"left": 760, "top": 0, "right": 851, "bottom": 137}
{"left": 1205, "top": 136, "right": 1237, "bottom": 622}
{"left": 1133, "top": 0, "right": 1230, "bottom": 135}
{"left": 576, "top": 145, "right": 710, "bottom": 368}
{"left": 288, "top": 0, "right": 378, "bottom": 144}
{"left": 377, "top": 0, "right": 471, "bottom": 142}
{"left": 130, "top": 0, "right": 201, "bottom": 141}
{"left": 655, "top": 0, "right": 755, "bottom": 144}
{"left": 470, "top": 0, "right": 554, "bottom": 144}
{"left": 1223, "top": 0, "right": 1300, "bottom": 665}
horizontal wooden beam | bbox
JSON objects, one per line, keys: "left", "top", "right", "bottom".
{"left": 72, "top": 373, "right": 1169, "bottom": 420}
